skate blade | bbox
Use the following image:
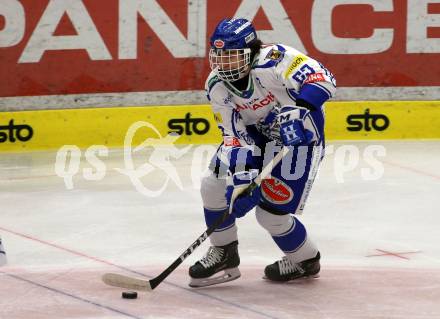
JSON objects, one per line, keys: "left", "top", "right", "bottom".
{"left": 262, "top": 273, "right": 320, "bottom": 282}
{"left": 189, "top": 267, "right": 241, "bottom": 288}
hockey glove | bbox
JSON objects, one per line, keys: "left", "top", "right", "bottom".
{"left": 277, "top": 107, "right": 314, "bottom": 146}
{"left": 280, "top": 119, "right": 314, "bottom": 146}
{"left": 225, "top": 170, "right": 260, "bottom": 218}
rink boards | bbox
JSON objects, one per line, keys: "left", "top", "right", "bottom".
{"left": 1, "top": 101, "right": 440, "bottom": 152}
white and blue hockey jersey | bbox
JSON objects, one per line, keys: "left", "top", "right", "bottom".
{"left": 206, "top": 44, "right": 336, "bottom": 170}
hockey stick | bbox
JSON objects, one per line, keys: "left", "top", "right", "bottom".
{"left": 102, "top": 146, "right": 290, "bottom": 291}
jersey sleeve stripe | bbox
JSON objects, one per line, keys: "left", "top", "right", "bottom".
{"left": 297, "top": 83, "right": 331, "bottom": 108}
{"left": 207, "top": 77, "right": 222, "bottom": 94}
{"left": 286, "top": 88, "right": 299, "bottom": 101}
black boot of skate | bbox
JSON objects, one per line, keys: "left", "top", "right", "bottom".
{"left": 264, "top": 252, "right": 321, "bottom": 282}
{"left": 189, "top": 241, "right": 240, "bottom": 288}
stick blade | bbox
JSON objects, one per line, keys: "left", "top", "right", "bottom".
{"left": 102, "top": 273, "right": 152, "bottom": 292}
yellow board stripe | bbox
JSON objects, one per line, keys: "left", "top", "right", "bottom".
{"left": 326, "top": 101, "right": 440, "bottom": 140}
{"left": 0, "top": 106, "right": 222, "bottom": 152}
{"left": 0, "top": 101, "right": 439, "bottom": 152}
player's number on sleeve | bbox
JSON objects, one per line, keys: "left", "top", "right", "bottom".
{"left": 292, "top": 65, "right": 314, "bottom": 83}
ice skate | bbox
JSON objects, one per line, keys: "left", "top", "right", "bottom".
{"left": 264, "top": 252, "right": 320, "bottom": 282}
{"left": 189, "top": 241, "right": 240, "bottom": 288}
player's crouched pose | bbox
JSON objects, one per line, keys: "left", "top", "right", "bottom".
{"left": 189, "top": 18, "right": 336, "bottom": 287}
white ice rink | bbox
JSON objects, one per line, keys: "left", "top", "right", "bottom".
{"left": 1, "top": 141, "right": 439, "bottom": 319}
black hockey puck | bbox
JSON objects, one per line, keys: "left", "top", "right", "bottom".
{"left": 122, "top": 291, "right": 138, "bottom": 299}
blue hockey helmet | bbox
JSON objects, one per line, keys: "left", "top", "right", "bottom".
{"left": 209, "top": 18, "right": 257, "bottom": 50}
{"left": 209, "top": 18, "right": 258, "bottom": 81}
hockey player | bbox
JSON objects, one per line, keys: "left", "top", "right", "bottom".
{"left": 189, "top": 18, "right": 336, "bottom": 287}
{"left": 0, "top": 235, "right": 6, "bottom": 266}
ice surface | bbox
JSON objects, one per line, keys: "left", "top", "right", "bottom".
{"left": 1, "top": 141, "right": 439, "bottom": 319}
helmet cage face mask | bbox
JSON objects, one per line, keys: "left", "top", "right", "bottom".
{"left": 209, "top": 48, "right": 252, "bottom": 82}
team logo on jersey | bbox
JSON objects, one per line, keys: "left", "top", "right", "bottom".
{"left": 223, "top": 92, "right": 233, "bottom": 104}
{"left": 261, "top": 177, "right": 293, "bottom": 205}
{"left": 265, "top": 49, "right": 284, "bottom": 61}
{"left": 304, "top": 73, "right": 325, "bottom": 84}
{"left": 213, "top": 39, "right": 225, "bottom": 49}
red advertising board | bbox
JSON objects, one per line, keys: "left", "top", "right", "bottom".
{"left": 1, "top": 0, "right": 439, "bottom": 97}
